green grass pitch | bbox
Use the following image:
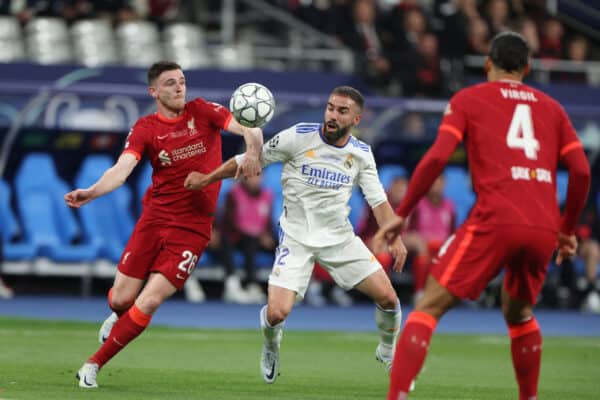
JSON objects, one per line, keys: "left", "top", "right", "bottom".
{"left": 0, "top": 316, "right": 598, "bottom": 399}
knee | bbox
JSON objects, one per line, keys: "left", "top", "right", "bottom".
{"left": 267, "top": 304, "right": 291, "bottom": 325}
{"left": 502, "top": 302, "right": 533, "bottom": 325}
{"left": 135, "top": 295, "right": 163, "bottom": 315}
{"left": 109, "top": 291, "right": 135, "bottom": 311}
{"left": 375, "top": 290, "right": 399, "bottom": 311}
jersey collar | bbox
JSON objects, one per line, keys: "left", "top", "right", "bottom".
{"left": 156, "top": 110, "right": 186, "bottom": 124}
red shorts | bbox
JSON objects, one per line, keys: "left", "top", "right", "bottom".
{"left": 118, "top": 214, "right": 210, "bottom": 290}
{"left": 430, "top": 223, "right": 557, "bottom": 304}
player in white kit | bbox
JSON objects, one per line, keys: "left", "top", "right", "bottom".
{"left": 185, "top": 86, "right": 408, "bottom": 384}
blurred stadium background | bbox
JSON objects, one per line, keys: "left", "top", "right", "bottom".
{"left": 0, "top": 1, "right": 599, "bottom": 308}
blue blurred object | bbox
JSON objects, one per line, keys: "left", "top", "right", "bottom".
{"left": 14, "top": 153, "right": 99, "bottom": 262}
{"left": 75, "top": 155, "right": 135, "bottom": 263}
{"left": 443, "top": 166, "right": 475, "bottom": 226}
{"left": 136, "top": 161, "right": 152, "bottom": 207}
{"left": 348, "top": 188, "right": 366, "bottom": 231}
{"left": 0, "top": 179, "right": 37, "bottom": 260}
{"left": 556, "top": 170, "right": 569, "bottom": 206}
{"left": 378, "top": 164, "right": 407, "bottom": 190}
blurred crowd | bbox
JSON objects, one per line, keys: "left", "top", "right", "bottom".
{"left": 284, "top": 0, "right": 599, "bottom": 95}
{"left": 1, "top": 0, "right": 598, "bottom": 97}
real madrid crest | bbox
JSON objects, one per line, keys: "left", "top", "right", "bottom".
{"left": 344, "top": 154, "right": 354, "bottom": 169}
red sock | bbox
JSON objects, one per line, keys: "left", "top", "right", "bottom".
{"left": 90, "top": 304, "right": 152, "bottom": 368}
{"left": 388, "top": 311, "right": 437, "bottom": 400}
{"left": 108, "top": 288, "right": 133, "bottom": 317}
{"left": 508, "top": 318, "right": 542, "bottom": 400}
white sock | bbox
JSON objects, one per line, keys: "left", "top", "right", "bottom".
{"left": 375, "top": 301, "right": 402, "bottom": 358}
{"left": 260, "top": 305, "right": 284, "bottom": 345}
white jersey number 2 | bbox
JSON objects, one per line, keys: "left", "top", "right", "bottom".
{"left": 506, "top": 104, "right": 539, "bottom": 160}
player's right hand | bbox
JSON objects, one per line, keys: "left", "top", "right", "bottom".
{"left": 184, "top": 171, "right": 209, "bottom": 190}
{"left": 555, "top": 232, "right": 578, "bottom": 265}
{"left": 372, "top": 216, "right": 405, "bottom": 252}
{"left": 64, "top": 189, "right": 94, "bottom": 208}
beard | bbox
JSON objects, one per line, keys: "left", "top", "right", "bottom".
{"left": 323, "top": 120, "right": 350, "bottom": 143}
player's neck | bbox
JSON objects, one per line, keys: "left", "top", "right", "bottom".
{"left": 156, "top": 104, "right": 184, "bottom": 119}
{"left": 329, "top": 135, "right": 350, "bottom": 147}
{"left": 488, "top": 70, "right": 524, "bottom": 83}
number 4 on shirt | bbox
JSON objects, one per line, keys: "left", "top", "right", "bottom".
{"left": 506, "top": 104, "right": 540, "bottom": 160}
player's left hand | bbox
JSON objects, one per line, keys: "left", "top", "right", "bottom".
{"left": 555, "top": 232, "right": 578, "bottom": 265}
{"left": 184, "top": 171, "right": 209, "bottom": 190}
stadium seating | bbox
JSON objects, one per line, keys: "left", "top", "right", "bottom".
{"left": 116, "top": 21, "right": 163, "bottom": 67}
{"left": 14, "top": 153, "right": 99, "bottom": 262}
{"left": 378, "top": 164, "right": 407, "bottom": 190}
{"left": 75, "top": 155, "right": 135, "bottom": 263}
{"left": 71, "top": 19, "right": 118, "bottom": 67}
{"left": 25, "top": 18, "right": 72, "bottom": 64}
{"left": 443, "top": 166, "right": 475, "bottom": 226}
{"left": 163, "top": 23, "right": 211, "bottom": 69}
{"left": 0, "top": 16, "right": 25, "bottom": 62}
{"left": 0, "top": 179, "right": 36, "bottom": 260}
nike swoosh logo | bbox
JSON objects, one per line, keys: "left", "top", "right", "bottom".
{"left": 158, "top": 135, "right": 168, "bottom": 139}
{"left": 265, "top": 363, "right": 276, "bottom": 380}
{"left": 176, "top": 273, "right": 187, "bottom": 280}
{"left": 83, "top": 376, "right": 94, "bottom": 387}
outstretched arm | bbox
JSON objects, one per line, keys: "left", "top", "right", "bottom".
{"left": 64, "top": 152, "right": 138, "bottom": 208}
{"left": 226, "top": 117, "right": 263, "bottom": 178}
{"left": 184, "top": 156, "right": 239, "bottom": 190}
{"left": 555, "top": 145, "right": 591, "bottom": 264}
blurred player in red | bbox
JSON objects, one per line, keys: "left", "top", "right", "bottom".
{"left": 65, "top": 61, "right": 263, "bottom": 388}
{"left": 374, "top": 32, "right": 591, "bottom": 399}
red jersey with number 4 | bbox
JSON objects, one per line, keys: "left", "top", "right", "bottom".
{"left": 440, "top": 80, "right": 582, "bottom": 231}
{"left": 123, "top": 98, "right": 232, "bottom": 227}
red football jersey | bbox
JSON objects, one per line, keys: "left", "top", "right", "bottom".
{"left": 439, "top": 80, "right": 582, "bottom": 231}
{"left": 124, "top": 98, "right": 232, "bottom": 226}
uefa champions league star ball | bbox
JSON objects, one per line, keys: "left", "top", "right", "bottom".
{"left": 229, "top": 82, "right": 276, "bottom": 128}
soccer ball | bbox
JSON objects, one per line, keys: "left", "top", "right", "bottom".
{"left": 229, "top": 82, "right": 275, "bottom": 128}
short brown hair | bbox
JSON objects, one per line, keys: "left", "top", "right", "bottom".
{"left": 147, "top": 61, "right": 182, "bottom": 85}
{"left": 331, "top": 86, "right": 364, "bottom": 111}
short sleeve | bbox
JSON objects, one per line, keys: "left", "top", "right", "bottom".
{"left": 123, "top": 120, "right": 149, "bottom": 160}
{"left": 358, "top": 150, "right": 387, "bottom": 208}
{"left": 192, "top": 98, "right": 232, "bottom": 130}
{"left": 438, "top": 90, "right": 469, "bottom": 142}
{"left": 260, "top": 126, "right": 297, "bottom": 166}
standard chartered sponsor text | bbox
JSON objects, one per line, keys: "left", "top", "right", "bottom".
{"left": 172, "top": 142, "right": 206, "bottom": 161}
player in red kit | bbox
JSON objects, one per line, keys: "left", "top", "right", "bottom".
{"left": 373, "top": 32, "right": 591, "bottom": 400}
{"left": 64, "top": 61, "right": 263, "bottom": 388}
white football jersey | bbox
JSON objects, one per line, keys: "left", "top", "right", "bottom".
{"left": 238, "top": 123, "right": 387, "bottom": 247}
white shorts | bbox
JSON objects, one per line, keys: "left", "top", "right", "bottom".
{"left": 268, "top": 231, "right": 382, "bottom": 300}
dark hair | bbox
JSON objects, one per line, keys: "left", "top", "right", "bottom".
{"left": 331, "top": 86, "right": 364, "bottom": 111}
{"left": 489, "top": 31, "right": 530, "bottom": 73}
{"left": 147, "top": 61, "right": 182, "bottom": 85}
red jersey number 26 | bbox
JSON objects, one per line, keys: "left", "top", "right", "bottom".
{"left": 506, "top": 104, "right": 540, "bottom": 160}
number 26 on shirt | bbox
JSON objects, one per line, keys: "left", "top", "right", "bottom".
{"left": 506, "top": 104, "right": 540, "bottom": 160}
